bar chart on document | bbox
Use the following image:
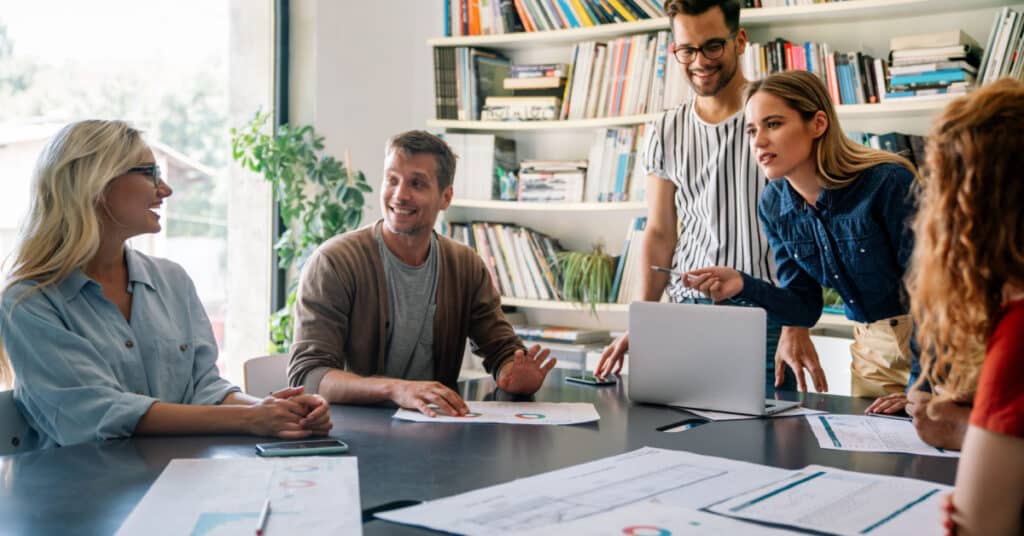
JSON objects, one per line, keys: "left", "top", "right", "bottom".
{"left": 116, "top": 457, "right": 362, "bottom": 536}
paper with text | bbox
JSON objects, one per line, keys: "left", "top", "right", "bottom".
{"left": 116, "top": 457, "right": 361, "bottom": 536}
{"left": 376, "top": 447, "right": 795, "bottom": 535}
{"left": 709, "top": 464, "right": 950, "bottom": 535}
{"left": 506, "top": 502, "right": 797, "bottom": 535}
{"left": 807, "top": 414, "right": 960, "bottom": 457}
{"left": 393, "top": 401, "right": 600, "bottom": 425}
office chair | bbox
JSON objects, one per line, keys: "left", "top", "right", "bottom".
{"left": 243, "top": 354, "right": 289, "bottom": 396}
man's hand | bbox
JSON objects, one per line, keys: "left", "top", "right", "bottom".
{"left": 497, "top": 345, "right": 557, "bottom": 395}
{"left": 865, "top": 392, "right": 908, "bottom": 414}
{"left": 684, "top": 267, "right": 743, "bottom": 303}
{"left": 595, "top": 332, "right": 629, "bottom": 379}
{"left": 776, "top": 327, "right": 828, "bottom": 392}
{"left": 389, "top": 380, "right": 469, "bottom": 418}
{"left": 906, "top": 390, "right": 970, "bottom": 451}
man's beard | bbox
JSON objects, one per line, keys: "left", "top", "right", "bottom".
{"left": 687, "top": 58, "right": 738, "bottom": 97}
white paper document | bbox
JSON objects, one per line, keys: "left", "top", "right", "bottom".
{"left": 376, "top": 447, "right": 795, "bottom": 535}
{"left": 506, "top": 502, "right": 795, "bottom": 535}
{"left": 392, "top": 401, "right": 600, "bottom": 425}
{"left": 709, "top": 464, "right": 951, "bottom": 536}
{"left": 116, "top": 456, "right": 361, "bottom": 536}
{"left": 807, "top": 414, "right": 960, "bottom": 457}
{"left": 684, "top": 406, "right": 827, "bottom": 422}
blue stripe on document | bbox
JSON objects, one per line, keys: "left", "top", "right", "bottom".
{"left": 860, "top": 488, "right": 941, "bottom": 533}
{"left": 728, "top": 471, "right": 826, "bottom": 512}
{"left": 819, "top": 416, "right": 842, "bottom": 447}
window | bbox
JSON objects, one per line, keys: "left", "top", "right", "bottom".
{"left": 0, "top": 1, "right": 242, "bottom": 378}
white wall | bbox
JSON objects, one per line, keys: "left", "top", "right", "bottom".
{"left": 291, "top": 0, "right": 444, "bottom": 224}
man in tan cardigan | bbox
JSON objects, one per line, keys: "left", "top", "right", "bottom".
{"left": 288, "top": 130, "right": 556, "bottom": 417}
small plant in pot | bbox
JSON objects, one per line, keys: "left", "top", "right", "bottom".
{"left": 557, "top": 245, "right": 614, "bottom": 314}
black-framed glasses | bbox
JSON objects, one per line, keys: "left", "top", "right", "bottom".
{"left": 126, "top": 164, "right": 164, "bottom": 188}
{"left": 671, "top": 33, "right": 736, "bottom": 64}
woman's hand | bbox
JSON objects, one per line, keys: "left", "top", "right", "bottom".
{"left": 246, "top": 394, "right": 317, "bottom": 438}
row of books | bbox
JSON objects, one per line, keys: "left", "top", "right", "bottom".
{"left": 585, "top": 125, "right": 647, "bottom": 202}
{"left": 513, "top": 324, "right": 610, "bottom": 344}
{"left": 741, "top": 39, "right": 889, "bottom": 105}
{"left": 561, "top": 31, "right": 690, "bottom": 120}
{"left": 517, "top": 160, "right": 588, "bottom": 202}
{"left": 977, "top": 7, "right": 1024, "bottom": 85}
{"left": 886, "top": 30, "right": 980, "bottom": 102}
{"left": 438, "top": 125, "right": 646, "bottom": 203}
{"left": 441, "top": 133, "right": 518, "bottom": 201}
{"left": 847, "top": 130, "right": 928, "bottom": 172}
{"left": 444, "top": 0, "right": 666, "bottom": 37}
{"left": 608, "top": 216, "right": 646, "bottom": 304}
{"left": 439, "top": 222, "right": 564, "bottom": 301}
{"left": 434, "top": 47, "right": 512, "bottom": 121}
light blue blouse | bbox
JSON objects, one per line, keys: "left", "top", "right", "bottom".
{"left": 0, "top": 249, "right": 239, "bottom": 449}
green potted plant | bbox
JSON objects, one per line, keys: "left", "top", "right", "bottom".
{"left": 231, "top": 111, "right": 373, "bottom": 352}
{"left": 557, "top": 246, "right": 614, "bottom": 314}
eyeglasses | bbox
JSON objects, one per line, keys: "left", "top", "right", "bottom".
{"left": 126, "top": 164, "right": 164, "bottom": 188}
{"left": 671, "top": 33, "right": 736, "bottom": 64}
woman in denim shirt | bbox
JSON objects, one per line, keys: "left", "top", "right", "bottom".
{"left": 0, "top": 120, "right": 332, "bottom": 449}
{"left": 684, "top": 71, "right": 918, "bottom": 400}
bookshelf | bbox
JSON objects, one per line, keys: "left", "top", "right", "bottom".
{"left": 430, "top": 0, "right": 1024, "bottom": 333}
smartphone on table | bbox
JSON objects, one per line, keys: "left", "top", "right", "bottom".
{"left": 565, "top": 373, "right": 617, "bottom": 386}
{"left": 255, "top": 438, "right": 349, "bottom": 457}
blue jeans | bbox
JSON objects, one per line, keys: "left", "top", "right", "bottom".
{"left": 680, "top": 297, "right": 797, "bottom": 392}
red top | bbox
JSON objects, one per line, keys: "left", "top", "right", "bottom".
{"left": 969, "top": 299, "right": 1024, "bottom": 438}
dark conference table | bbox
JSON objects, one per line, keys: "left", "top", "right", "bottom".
{"left": 0, "top": 369, "right": 957, "bottom": 535}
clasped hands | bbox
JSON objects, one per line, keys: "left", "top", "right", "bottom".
{"left": 252, "top": 386, "right": 333, "bottom": 438}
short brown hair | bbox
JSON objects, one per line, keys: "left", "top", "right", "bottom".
{"left": 385, "top": 130, "right": 457, "bottom": 191}
{"left": 665, "top": 0, "right": 740, "bottom": 33}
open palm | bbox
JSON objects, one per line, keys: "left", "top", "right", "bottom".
{"left": 497, "top": 346, "right": 557, "bottom": 394}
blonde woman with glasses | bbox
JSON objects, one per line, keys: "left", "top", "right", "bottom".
{"left": 0, "top": 120, "right": 331, "bottom": 449}
{"left": 683, "top": 70, "right": 920, "bottom": 401}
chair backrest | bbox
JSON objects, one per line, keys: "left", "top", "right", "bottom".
{"left": 243, "top": 354, "right": 289, "bottom": 397}
{"left": 0, "top": 390, "right": 32, "bottom": 456}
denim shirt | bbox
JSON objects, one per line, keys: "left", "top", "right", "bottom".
{"left": 738, "top": 163, "right": 917, "bottom": 326}
{"left": 0, "top": 249, "right": 239, "bottom": 449}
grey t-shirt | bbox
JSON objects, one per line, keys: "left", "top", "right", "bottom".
{"left": 377, "top": 233, "right": 439, "bottom": 380}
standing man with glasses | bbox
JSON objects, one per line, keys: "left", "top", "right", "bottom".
{"left": 596, "top": 0, "right": 828, "bottom": 393}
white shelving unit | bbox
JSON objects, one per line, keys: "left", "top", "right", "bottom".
{"left": 428, "top": 0, "right": 1012, "bottom": 48}
{"left": 449, "top": 199, "right": 646, "bottom": 212}
{"left": 431, "top": 0, "right": 1023, "bottom": 333}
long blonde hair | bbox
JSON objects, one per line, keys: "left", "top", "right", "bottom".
{"left": 908, "top": 78, "right": 1024, "bottom": 397}
{"left": 744, "top": 70, "right": 918, "bottom": 188}
{"left": 1, "top": 120, "right": 148, "bottom": 385}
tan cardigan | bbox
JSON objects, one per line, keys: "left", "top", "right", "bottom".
{"left": 288, "top": 221, "right": 524, "bottom": 393}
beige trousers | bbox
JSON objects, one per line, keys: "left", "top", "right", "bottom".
{"left": 849, "top": 314, "right": 913, "bottom": 397}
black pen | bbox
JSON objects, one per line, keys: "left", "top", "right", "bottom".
{"left": 256, "top": 498, "right": 271, "bottom": 536}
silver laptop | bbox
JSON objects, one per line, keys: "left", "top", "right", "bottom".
{"left": 628, "top": 302, "right": 800, "bottom": 416}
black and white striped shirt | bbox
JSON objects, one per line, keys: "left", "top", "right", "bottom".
{"left": 643, "top": 101, "right": 776, "bottom": 302}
